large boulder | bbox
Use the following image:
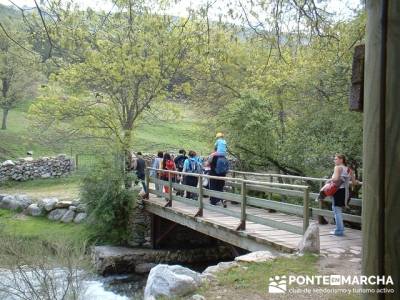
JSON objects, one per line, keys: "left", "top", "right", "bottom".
{"left": 60, "top": 209, "right": 75, "bottom": 223}
{"left": 74, "top": 212, "right": 87, "bottom": 224}
{"left": 26, "top": 203, "right": 44, "bottom": 217}
{"left": 38, "top": 198, "right": 58, "bottom": 211}
{"left": 298, "top": 223, "right": 320, "bottom": 254}
{"left": 144, "top": 265, "right": 202, "bottom": 300}
{"left": 47, "top": 209, "right": 68, "bottom": 221}
{"left": 0, "top": 195, "right": 32, "bottom": 211}
{"left": 14, "top": 195, "right": 32, "bottom": 209}
{"left": 0, "top": 195, "right": 15, "bottom": 209}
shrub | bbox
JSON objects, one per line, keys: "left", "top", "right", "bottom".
{"left": 0, "top": 232, "right": 90, "bottom": 300}
{"left": 80, "top": 158, "right": 138, "bottom": 244}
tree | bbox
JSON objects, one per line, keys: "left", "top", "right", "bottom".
{"left": 188, "top": 5, "right": 365, "bottom": 177}
{"left": 30, "top": 1, "right": 196, "bottom": 156}
{"left": 0, "top": 17, "right": 42, "bottom": 130}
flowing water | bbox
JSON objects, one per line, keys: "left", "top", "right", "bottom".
{"left": 0, "top": 268, "right": 147, "bottom": 300}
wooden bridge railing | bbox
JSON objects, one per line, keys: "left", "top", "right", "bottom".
{"left": 228, "top": 170, "right": 362, "bottom": 224}
{"left": 145, "top": 167, "right": 311, "bottom": 235}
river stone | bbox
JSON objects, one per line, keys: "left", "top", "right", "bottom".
{"left": 0, "top": 194, "right": 7, "bottom": 202}
{"left": 38, "top": 198, "right": 58, "bottom": 211}
{"left": 235, "top": 250, "right": 279, "bottom": 263}
{"left": 1, "top": 195, "right": 32, "bottom": 211}
{"left": 26, "top": 203, "right": 44, "bottom": 217}
{"left": 61, "top": 209, "right": 75, "bottom": 223}
{"left": 76, "top": 203, "right": 87, "bottom": 213}
{"left": 298, "top": 223, "right": 320, "bottom": 254}
{"left": 135, "top": 263, "right": 157, "bottom": 274}
{"left": 14, "top": 195, "right": 32, "bottom": 209}
{"left": 0, "top": 195, "right": 15, "bottom": 209}
{"left": 2, "top": 160, "right": 14, "bottom": 166}
{"left": 48, "top": 209, "right": 68, "bottom": 221}
{"left": 192, "top": 295, "right": 206, "bottom": 300}
{"left": 144, "top": 264, "right": 202, "bottom": 300}
{"left": 202, "top": 261, "right": 239, "bottom": 275}
{"left": 71, "top": 199, "right": 81, "bottom": 206}
{"left": 74, "top": 212, "right": 87, "bottom": 224}
{"left": 56, "top": 200, "right": 73, "bottom": 209}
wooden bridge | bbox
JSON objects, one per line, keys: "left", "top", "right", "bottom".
{"left": 143, "top": 168, "right": 362, "bottom": 253}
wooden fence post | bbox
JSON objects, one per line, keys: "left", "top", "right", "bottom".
{"left": 145, "top": 168, "right": 150, "bottom": 198}
{"left": 303, "top": 187, "right": 310, "bottom": 233}
{"left": 167, "top": 171, "right": 173, "bottom": 207}
{"left": 232, "top": 171, "right": 236, "bottom": 194}
{"left": 269, "top": 175, "right": 273, "bottom": 200}
{"left": 196, "top": 175, "right": 203, "bottom": 217}
{"left": 236, "top": 181, "right": 247, "bottom": 230}
{"left": 75, "top": 154, "right": 79, "bottom": 170}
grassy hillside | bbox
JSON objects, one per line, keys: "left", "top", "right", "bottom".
{"left": 0, "top": 102, "right": 211, "bottom": 161}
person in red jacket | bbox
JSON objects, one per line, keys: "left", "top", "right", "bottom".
{"left": 161, "top": 153, "right": 176, "bottom": 194}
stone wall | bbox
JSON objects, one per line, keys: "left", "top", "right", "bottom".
{"left": 0, "top": 154, "right": 73, "bottom": 182}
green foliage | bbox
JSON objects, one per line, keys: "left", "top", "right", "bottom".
{"left": 29, "top": 3, "right": 199, "bottom": 154}
{"left": 80, "top": 158, "right": 138, "bottom": 244}
{"left": 197, "top": 12, "right": 366, "bottom": 177}
{"left": 0, "top": 19, "right": 43, "bottom": 130}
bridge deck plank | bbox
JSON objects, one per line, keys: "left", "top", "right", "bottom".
{"left": 144, "top": 195, "right": 362, "bottom": 253}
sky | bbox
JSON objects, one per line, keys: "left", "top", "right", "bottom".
{"left": 0, "top": 0, "right": 363, "bottom": 21}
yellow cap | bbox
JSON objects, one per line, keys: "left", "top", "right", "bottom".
{"left": 216, "top": 132, "right": 224, "bottom": 138}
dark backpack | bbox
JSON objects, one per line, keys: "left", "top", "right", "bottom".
{"left": 215, "top": 157, "right": 229, "bottom": 175}
{"left": 175, "top": 155, "right": 187, "bottom": 171}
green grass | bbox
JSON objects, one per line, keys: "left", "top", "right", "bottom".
{"left": 219, "top": 254, "right": 317, "bottom": 289}
{"left": 0, "top": 208, "right": 93, "bottom": 244}
{"left": 0, "top": 102, "right": 210, "bottom": 160}
{"left": 0, "top": 175, "right": 80, "bottom": 200}
{"left": 193, "top": 254, "right": 319, "bottom": 299}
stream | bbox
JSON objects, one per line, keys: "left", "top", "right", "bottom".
{"left": 0, "top": 268, "right": 147, "bottom": 300}
{"left": 0, "top": 261, "right": 220, "bottom": 299}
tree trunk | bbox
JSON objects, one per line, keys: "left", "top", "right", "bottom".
{"left": 1, "top": 108, "right": 9, "bottom": 130}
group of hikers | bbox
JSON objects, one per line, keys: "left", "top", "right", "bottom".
{"left": 131, "top": 132, "right": 230, "bottom": 207}
{"left": 130, "top": 133, "right": 360, "bottom": 237}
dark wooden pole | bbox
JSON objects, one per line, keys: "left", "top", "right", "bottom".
{"left": 363, "top": 1, "right": 399, "bottom": 298}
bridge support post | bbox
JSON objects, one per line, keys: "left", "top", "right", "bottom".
{"left": 236, "top": 181, "right": 247, "bottom": 231}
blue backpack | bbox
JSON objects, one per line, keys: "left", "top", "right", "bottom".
{"left": 215, "top": 157, "right": 229, "bottom": 175}
{"left": 187, "top": 159, "right": 201, "bottom": 174}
